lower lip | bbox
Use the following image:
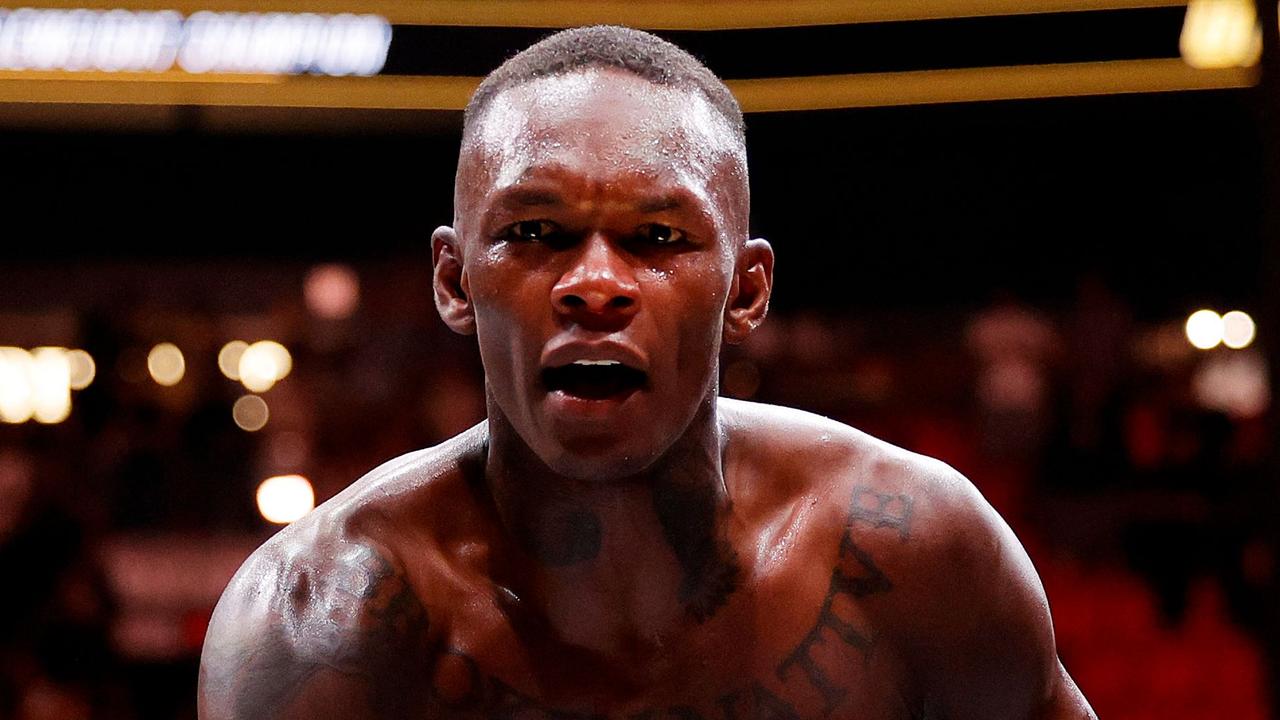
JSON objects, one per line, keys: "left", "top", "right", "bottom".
{"left": 544, "top": 387, "right": 643, "bottom": 421}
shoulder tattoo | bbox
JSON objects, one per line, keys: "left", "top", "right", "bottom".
{"left": 203, "top": 541, "right": 431, "bottom": 719}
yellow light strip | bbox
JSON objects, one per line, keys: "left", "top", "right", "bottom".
{"left": 0, "top": 59, "right": 1252, "bottom": 112}
{"left": 0, "top": 73, "right": 478, "bottom": 109}
{"left": 1, "top": 0, "right": 1190, "bottom": 29}
{"left": 728, "top": 59, "right": 1256, "bottom": 111}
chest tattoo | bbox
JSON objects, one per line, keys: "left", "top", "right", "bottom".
{"left": 427, "top": 485, "right": 915, "bottom": 719}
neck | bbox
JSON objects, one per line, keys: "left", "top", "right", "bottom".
{"left": 482, "top": 395, "right": 742, "bottom": 635}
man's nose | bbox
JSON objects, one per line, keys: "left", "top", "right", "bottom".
{"left": 550, "top": 234, "right": 640, "bottom": 326}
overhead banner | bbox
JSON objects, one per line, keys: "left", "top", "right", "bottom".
{"left": 0, "top": 7, "right": 391, "bottom": 75}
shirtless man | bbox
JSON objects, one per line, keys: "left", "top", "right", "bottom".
{"left": 198, "top": 26, "right": 1096, "bottom": 720}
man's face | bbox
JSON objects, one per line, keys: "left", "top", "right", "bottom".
{"left": 439, "top": 69, "right": 760, "bottom": 481}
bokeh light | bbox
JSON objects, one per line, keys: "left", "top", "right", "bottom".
{"left": 147, "top": 343, "right": 186, "bottom": 386}
{"left": 304, "top": 263, "right": 361, "bottom": 320}
{"left": 30, "top": 347, "right": 71, "bottom": 424}
{"left": 231, "top": 394, "right": 269, "bottom": 432}
{"left": 1185, "top": 309, "right": 1225, "bottom": 350}
{"left": 177, "top": 12, "right": 391, "bottom": 76}
{"left": 0, "top": 348, "right": 34, "bottom": 424}
{"left": 66, "top": 349, "right": 96, "bottom": 390}
{"left": 1222, "top": 310, "right": 1256, "bottom": 349}
{"left": 255, "top": 474, "right": 315, "bottom": 524}
{"left": 238, "top": 340, "right": 292, "bottom": 393}
{"left": 1179, "top": 0, "right": 1261, "bottom": 69}
{"left": 218, "top": 340, "right": 248, "bottom": 381}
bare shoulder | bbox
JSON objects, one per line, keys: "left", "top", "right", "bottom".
{"left": 721, "top": 399, "right": 1095, "bottom": 719}
{"left": 721, "top": 398, "right": 1012, "bottom": 580}
{"left": 198, "top": 426, "right": 487, "bottom": 720}
{"left": 720, "top": 397, "right": 967, "bottom": 518}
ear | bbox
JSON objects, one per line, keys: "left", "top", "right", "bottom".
{"left": 723, "top": 238, "right": 774, "bottom": 345}
{"left": 432, "top": 225, "right": 475, "bottom": 335}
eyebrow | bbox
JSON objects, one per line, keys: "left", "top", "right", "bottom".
{"left": 636, "top": 195, "right": 684, "bottom": 214}
{"left": 497, "top": 187, "right": 563, "bottom": 208}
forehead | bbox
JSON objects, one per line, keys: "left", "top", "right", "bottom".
{"left": 463, "top": 69, "right": 745, "bottom": 202}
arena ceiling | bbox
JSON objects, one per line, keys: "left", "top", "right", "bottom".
{"left": 0, "top": 0, "right": 1254, "bottom": 124}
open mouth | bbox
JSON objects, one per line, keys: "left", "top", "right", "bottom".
{"left": 541, "top": 360, "right": 648, "bottom": 401}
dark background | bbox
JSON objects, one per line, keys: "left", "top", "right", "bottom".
{"left": 1, "top": 87, "right": 1262, "bottom": 311}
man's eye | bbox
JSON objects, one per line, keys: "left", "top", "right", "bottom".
{"left": 637, "top": 224, "right": 686, "bottom": 245}
{"left": 506, "top": 220, "right": 558, "bottom": 241}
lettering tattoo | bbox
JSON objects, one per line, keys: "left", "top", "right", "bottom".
{"left": 847, "top": 487, "right": 913, "bottom": 541}
{"left": 716, "top": 684, "right": 803, "bottom": 720}
{"left": 774, "top": 485, "right": 910, "bottom": 715}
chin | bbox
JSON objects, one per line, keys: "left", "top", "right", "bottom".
{"left": 539, "top": 437, "right": 665, "bottom": 483}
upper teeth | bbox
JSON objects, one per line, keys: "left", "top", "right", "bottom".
{"left": 572, "top": 360, "right": 620, "bottom": 366}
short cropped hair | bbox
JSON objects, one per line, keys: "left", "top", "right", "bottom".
{"left": 462, "top": 25, "right": 745, "bottom": 150}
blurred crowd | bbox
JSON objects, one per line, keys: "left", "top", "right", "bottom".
{"left": 0, "top": 261, "right": 1273, "bottom": 719}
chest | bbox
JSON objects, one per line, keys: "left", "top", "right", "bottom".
{"left": 412, "top": 516, "right": 913, "bottom": 719}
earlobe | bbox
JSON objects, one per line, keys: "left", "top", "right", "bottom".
{"left": 723, "top": 238, "right": 774, "bottom": 345}
{"left": 431, "top": 225, "right": 476, "bottom": 336}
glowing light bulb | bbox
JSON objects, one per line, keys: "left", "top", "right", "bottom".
{"left": 147, "top": 342, "right": 186, "bottom": 386}
{"left": 1186, "top": 309, "right": 1225, "bottom": 350}
{"left": 232, "top": 394, "right": 269, "bottom": 432}
{"left": 256, "top": 474, "right": 315, "bottom": 524}
{"left": 0, "top": 348, "right": 34, "bottom": 423}
{"left": 30, "top": 347, "right": 71, "bottom": 424}
{"left": 66, "top": 349, "right": 96, "bottom": 390}
{"left": 218, "top": 340, "right": 248, "bottom": 381}
{"left": 1222, "top": 310, "right": 1256, "bottom": 349}
{"left": 1180, "top": 0, "right": 1261, "bottom": 69}
{"left": 238, "top": 340, "right": 292, "bottom": 393}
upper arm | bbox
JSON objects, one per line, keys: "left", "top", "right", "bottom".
{"left": 197, "top": 536, "right": 433, "bottom": 720}
{"left": 882, "top": 464, "right": 1095, "bottom": 720}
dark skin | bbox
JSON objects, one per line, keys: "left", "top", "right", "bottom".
{"left": 198, "top": 69, "right": 1096, "bottom": 720}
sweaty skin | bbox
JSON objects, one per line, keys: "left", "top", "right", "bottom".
{"left": 198, "top": 69, "right": 1096, "bottom": 720}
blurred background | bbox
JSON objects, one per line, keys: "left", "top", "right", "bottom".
{"left": 0, "top": 0, "right": 1277, "bottom": 718}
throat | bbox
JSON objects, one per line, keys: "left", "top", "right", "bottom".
{"left": 521, "top": 504, "right": 603, "bottom": 567}
{"left": 482, "top": 397, "right": 741, "bottom": 650}
{"left": 500, "top": 488, "right": 743, "bottom": 665}
{"left": 652, "top": 479, "right": 743, "bottom": 623}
